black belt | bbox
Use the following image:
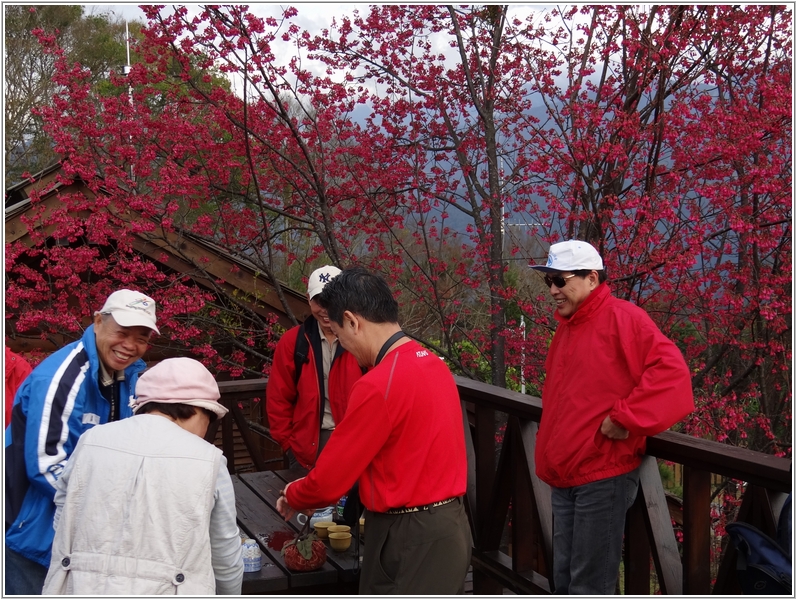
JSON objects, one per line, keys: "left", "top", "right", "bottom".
{"left": 384, "top": 496, "right": 458, "bottom": 515}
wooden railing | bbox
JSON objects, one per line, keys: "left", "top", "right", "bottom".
{"left": 217, "top": 377, "right": 791, "bottom": 595}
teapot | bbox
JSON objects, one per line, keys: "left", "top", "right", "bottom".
{"left": 297, "top": 506, "right": 336, "bottom": 527}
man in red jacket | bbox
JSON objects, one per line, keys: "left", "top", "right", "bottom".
{"left": 277, "top": 267, "right": 471, "bottom": 594}
{"left": 266, "top": 266, "right": 363, "bottom": 470}
{"left": 5, "top": 347, "right": 32, "bottom": 427}
{"left": 530, "top": 240, "right": 694, "bottom": 595}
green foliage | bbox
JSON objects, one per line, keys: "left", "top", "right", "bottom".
{"left": 438, "top": 335, "right": 541, "bottom": 396}
{"left": 4, "top": 5, "right": 130, "bottom": 183}
{"left": 447, "top": 338, "right": 492, "bottom": 381}
{"left": 658, "top": 461, "right": 683, "bottom": 498}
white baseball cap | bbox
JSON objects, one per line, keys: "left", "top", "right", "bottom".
{"left": 307, "top": 265, "right": 342, "bottom": 299}
{"left": 529, "top": 240, "right": 604, "bottom": 273}
{"left": 96, "top": 289, "right": 160, "bottom": 334}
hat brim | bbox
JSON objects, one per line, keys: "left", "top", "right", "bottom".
{"left": 529, "top": 264, "right": 603, "bottom": 273}
{"left": 528, "top": 265, "right": 562, "bottom": 273}
{"left": 133, "top": 398, "right": 228, "bottom": 418}
{"left": 184, "top": 399, "right": 229, "bottom": 419}
{"left": 110, "top": 310, "right": 160, "bottom": 334}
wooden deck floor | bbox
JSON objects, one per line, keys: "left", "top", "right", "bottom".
{"left": 463, "top": 568, "right": 517, "bottom": 594}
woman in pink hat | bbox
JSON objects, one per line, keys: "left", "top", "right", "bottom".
{"left": 42, "top": 358, "right": 243, "bottom": 595}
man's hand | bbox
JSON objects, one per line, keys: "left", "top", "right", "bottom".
{"left": 276, "top": 479, "right": 314, "bottom": 522}
{"left": 277, "top": 481, "right": 298, "bottom": 521}
{"left": 601, "top": 415, "right": 629, "bottom": 440}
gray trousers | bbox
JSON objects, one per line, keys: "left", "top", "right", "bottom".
{"left": 359, "top": 496, "right": 472, "bottom": 594}
{"left": 550, "top": 467, "right": 640, "bottom": 594}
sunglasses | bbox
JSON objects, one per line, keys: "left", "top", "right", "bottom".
{"left": 544, "top": 273, "right": 577, "bottom": 288}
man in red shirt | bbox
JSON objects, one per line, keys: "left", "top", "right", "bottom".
{"left": 277, "top": 267, "right": 471, "bottom": 594}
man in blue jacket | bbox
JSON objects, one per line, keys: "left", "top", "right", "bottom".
{"left": 5, "top": 289, "right": 159, "bottom": 595}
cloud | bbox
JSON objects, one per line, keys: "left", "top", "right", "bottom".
{"left": 85, "top": 4, "right": 358, "bottom": 74}
{"left": 83, "top": 4, "right": 551, "bottom": 93}
{"left": 85, "top": 4, "right": 359, "bottom": 39}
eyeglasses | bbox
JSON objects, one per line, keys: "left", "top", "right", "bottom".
{"left": 544, "top": 274, "right": 577, "bottom": 289}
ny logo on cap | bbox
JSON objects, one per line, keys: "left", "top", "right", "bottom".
{"left": 318, "top": 273, "right": 332, "bottom": 284}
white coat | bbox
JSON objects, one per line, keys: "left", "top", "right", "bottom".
{"left": 43, "top": 414, "right": 236, "bottom": 595}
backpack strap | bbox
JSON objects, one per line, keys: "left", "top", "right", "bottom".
{"left": 293, "top": 321, "right": 310, "bottom": 389}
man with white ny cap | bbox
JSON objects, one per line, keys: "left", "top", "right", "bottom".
{"left": 5, "top": 289, "right": 159, "bottom": 595}
{"left": 529, "top": 240, "right": 694, "bottom": 594}
{"left": 267, "top": 266, "right": 364, "bottom": 472}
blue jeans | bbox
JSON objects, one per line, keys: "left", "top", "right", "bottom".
{"left": 550, "top": 467, "right": 640, "bottom": 595}
{"left": 5, "top": 545, "right": 48, "bottom": 595}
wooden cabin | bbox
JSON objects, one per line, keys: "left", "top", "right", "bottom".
{"left": 5, "top": 163, "right": 306, "bottom": 470}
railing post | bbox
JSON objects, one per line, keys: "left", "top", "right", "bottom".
{"left": 474, "top": 405, "right": 497, "bottom": 529}
{"left": 636, "top": 456, "right": 683, "bottom": 594}
{"left": 683, "top": 466, "right": 712, "bottom": 594}
{"left": 462, "top": 401, "right": 478, "bottom": 539}
{"left": 517, "top": 420, "right": 553, "bottom": 582}
{"left": 472, "top": 404, "right": 503, "bottom": 595}
{"left": 503, "top": 417, "right": 539, "bottom": 576}
{"left": 625, "top": 491, "right": 651, "bottom": 594}
{"left": 222, "top": 411, "right": 235, "bottom": 474}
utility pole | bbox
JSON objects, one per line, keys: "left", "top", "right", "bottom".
{"left": 520, "top": 314, "right": 526, "bottom": 394}
{"left": 124, "top": 21, "right": 133, "bottom": 97}
{"left": 124, "top": 21, "right": 135, "bottom": 183}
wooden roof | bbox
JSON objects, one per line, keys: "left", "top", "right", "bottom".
{"left": 5, "top": 164, "right": 310, "bottom": 338}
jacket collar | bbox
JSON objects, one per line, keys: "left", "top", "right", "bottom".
{"left": 554, "top": 282, "right": 612, "bottom": 326}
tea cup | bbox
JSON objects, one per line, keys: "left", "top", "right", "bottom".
{"left": 327, "top": 524, "right": 350, "bottom": 535}
{"left": 313, "top": 521, "right": 336, "bottom": 539}
{"left": 328, "top": 531, "right": 352, "bottom": 551}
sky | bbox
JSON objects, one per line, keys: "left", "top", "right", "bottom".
{"left": 84, "top": 4, "right": 386, "bottom": 84}
{"left": 86, "top": 3, "right": 353, "bottom": 23}
{"left": 86, "top": 4, "right": 361, "bottom": 43}
{"left": 84, "top": 4, "right": 551, "bottom": 74}
{"left": 85, "top": 3, "right": 549, "bottom": 30}
{"left": 82, "top": 2, "right": 553, "bottom": 103}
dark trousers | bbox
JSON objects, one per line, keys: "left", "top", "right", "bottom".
{"left": 342, "top": 481, "right": 360, "bottom": 527}
{"left": 359, "top": 497, "right": 471, "bottom": 594}
{"left": 5, "top": 545, "right": 47, "bottom": 595}
{"left": 551, "top": 467, "right": 640, "bottom": 594}
{"left": 286, "top": 428, "right": 334, "bottom": 469}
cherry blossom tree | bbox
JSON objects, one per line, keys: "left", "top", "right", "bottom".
{"left": 5, "top": 5, "right": 130, "bottom": 184}
{"left": 512, "top": 5, "right": 792, "bottom": 454}
{"left": 304, "top": 4, "right": 791, "bottom": 453}
{"left": 6, "top": 5, "right": 790, "bottom": 455}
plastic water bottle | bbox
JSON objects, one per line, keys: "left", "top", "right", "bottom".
{"left": 242, "top": 538, "right": 262, "bottom": 572}
{"left": 337, "top": 495, "right": 347, "bottom": 517}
